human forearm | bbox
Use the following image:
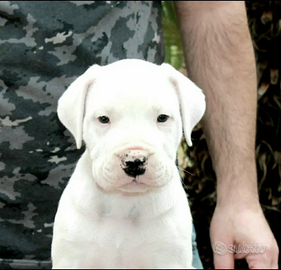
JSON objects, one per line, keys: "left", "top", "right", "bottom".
{"left": 174, "top": 4, "right": 279, "bottom": 267}
{"left": 174, "top": 1, "right": 258, "bottom": 204}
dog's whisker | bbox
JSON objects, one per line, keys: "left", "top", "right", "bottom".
{"left": 176, "top": 166, "right": 195, "bottom": 176}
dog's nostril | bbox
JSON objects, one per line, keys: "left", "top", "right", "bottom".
{"left": 125, "top": 157, "right": 147, "bottom": 167}
{"left": 123, "top": 166, "right": 146, "bottom": 178}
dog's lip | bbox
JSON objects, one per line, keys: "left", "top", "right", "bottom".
{"left": 125, "top": 179, "right": 144, "bottom": 185}
{"left": 122, "top": 178, "right": 148, "bottom": 187}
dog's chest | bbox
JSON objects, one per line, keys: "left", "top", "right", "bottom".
{"left": 84, "top": 214, "right": 183, "bottom": 268}
{"left": 85, "top": 204, "right": 162, "bottom": 268}
{"left": 95, "top": 202, "right": 144, "bottom": 245}
{"left": 98, "top": 201, "right": 140, "bottom": 219}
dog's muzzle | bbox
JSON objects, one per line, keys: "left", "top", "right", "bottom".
{"left": 121, "top": 150, "right": 148, "bottom": 178}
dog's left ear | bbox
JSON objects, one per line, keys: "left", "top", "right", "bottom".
{"left": 57, "top": 65, "right": 101, "bottom": 149}
{"left": 161, "top": 63, "right": 206, "bottom": 147}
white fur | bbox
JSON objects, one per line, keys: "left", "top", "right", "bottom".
{"left": 52, "top": 59, "right": 206, "bottom": 269}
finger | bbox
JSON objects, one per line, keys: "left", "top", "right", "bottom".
{"left": 212, "top": 241, "right": 235, "bottom": 269}
{"left": 245, "top": 246, "right": 279, "bottom": 269}
{"left": 214, "top": 252, "right": 235, "bottom": 269}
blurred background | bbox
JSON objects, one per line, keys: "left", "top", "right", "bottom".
{"left": 161, "top": 1, "right": 281, "bottom": 269}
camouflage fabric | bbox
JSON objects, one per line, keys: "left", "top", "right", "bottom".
{"left": 0, "top": 1, "right": 164, "bottom": 268}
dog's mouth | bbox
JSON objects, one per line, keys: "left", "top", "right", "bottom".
{"left": 128, "top": 178, "right": 143, "bottom": 184}
{"left": 120, "top": 178, "right": 149, "bottom": 193}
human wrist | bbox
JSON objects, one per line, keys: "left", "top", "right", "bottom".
{"left": 215, "top": 172, "right": 260, "bottom": 209}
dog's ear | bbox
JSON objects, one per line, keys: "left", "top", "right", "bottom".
{"left": 57, "top": 64, "right": 101, "bottom": 149}
{"left": 161, "top": 63, "right": 206, "bottom": 147}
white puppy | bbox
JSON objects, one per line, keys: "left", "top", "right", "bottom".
{"left": 51, "top": 59, "right": 206, "bottom": 269}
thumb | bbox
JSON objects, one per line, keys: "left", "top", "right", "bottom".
{"left": 212, "top": 241, "right": 235, "bottom": 269}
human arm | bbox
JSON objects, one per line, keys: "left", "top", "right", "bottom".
{"left": 174, "top": 1, "right": 279, "bottom": 268}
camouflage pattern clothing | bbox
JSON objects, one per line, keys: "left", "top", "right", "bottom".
{"left": 0, "top": 1, "right": 164, "bottom": 268}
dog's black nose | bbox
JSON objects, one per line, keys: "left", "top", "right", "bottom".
{"left": 124, "top": 157, "right": 147, "bottom": 177}
{"left": 121, "top": 151, "right": 147, "bottom": 178}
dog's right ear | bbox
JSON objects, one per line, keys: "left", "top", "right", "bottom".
{"left": 57, "top": 64, "right": 101, "bottom": 149}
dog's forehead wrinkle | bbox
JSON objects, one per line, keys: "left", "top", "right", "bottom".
{"left": 87, "top": 79, "right": 180, "bottom": 118}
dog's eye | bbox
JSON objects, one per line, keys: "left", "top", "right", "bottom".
{"left": 157, "top": 114, "right": 169, "bottom": 123}
{"left": 98, "top": 116, "right": 110, "bottom": 124}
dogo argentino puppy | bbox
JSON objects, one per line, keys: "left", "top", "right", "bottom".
{"left": 51, "top": 59, "right": 206, "bottom": 269}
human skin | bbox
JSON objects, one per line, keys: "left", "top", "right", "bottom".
{"left": 174, "top": 1, "right": 279, "bottom": 268}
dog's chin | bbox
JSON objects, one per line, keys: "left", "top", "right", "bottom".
{"left": 117, "top": 181, "right": 152, "bottom": 193}
{"left": 95, "top": 179, "right": 154, "bottom": 194}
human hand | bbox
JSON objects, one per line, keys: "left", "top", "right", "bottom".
{"left": 210, "top": 200, "right": 279, "bottom": 269}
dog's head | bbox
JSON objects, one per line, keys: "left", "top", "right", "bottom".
{"left": 58, "top": 59, "right": 205, "bottom": 193}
